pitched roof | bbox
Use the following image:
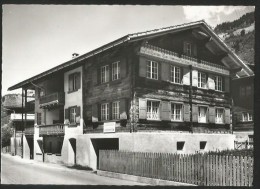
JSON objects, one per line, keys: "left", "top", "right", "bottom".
{"left": 8, "top": 20, "right": 254, "bottom": 91}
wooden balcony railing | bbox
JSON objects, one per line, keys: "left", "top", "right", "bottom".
{"left": 24, "top": 126, "right": 34, "bottom": 135}
{"left": 39, "top": 92, "right": 65, "bottom": 108}
{"left": 39, "top": 124, "right": 65, "bottom": 136}
{"left": 139, "top": 44, "right": 230, "bottom": 76}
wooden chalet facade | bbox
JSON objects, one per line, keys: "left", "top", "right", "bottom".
{"left": 8, "top": 21, "right": 254, "bottom": 168}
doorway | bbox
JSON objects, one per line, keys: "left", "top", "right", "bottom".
{"left": 69, "top": 138, "right": 76, "bottom": 165}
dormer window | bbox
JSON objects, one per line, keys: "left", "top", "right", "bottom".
{"left": 184, "top": 42, "right": 192, "bottom": 56}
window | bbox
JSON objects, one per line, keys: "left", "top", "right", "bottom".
{"left": 112, "top": 62, "right": 120, "bottom": 81}
{"left": 184, "top": 42, "right": 192, "bottom": 56}
{"left": 69, "top": 107, "right": 77, "bottom": 124}
{"left": 69, "top": 72, "right": 80, "bottom": 92}
{"left": 101, "top": 103, "right": 109, "bottom": 121}
{"left": 112, "top": 101, "right": 120, "bottom": 120}
{"left": 146, "top": 61, "right": 158, "bottom": 80}
{"left": 200, "top": 141, "right": 207, "bottom": 150}
{"left": 242, "top": 112, "right": 253, "bottom": 122}
{"left": 171, "top": 103, "right": 182, "bottom": 121}
{"left": 215, "top": 108, "right": 224, "bottom": 124}
{"left": 198, "top": 106, "right": 207, "bottom": 123}
{"left": 240, "top": 87, "right": 245, "bottom": 97}
{"left": 177, "top": 141, "right": 185, "bottom": 151}
{"left": 101, "top": 65, "right": 109, "bottom": 83}
{"left": 37, "top": 113, "right": 41, "bottom": 125}
{"left": 170, "top": 65, "right": 181, "bottom": 84}
{"left": 147, "top": 100, "right": 160, "bottom": 120}
{"left": 215, "top": 76, "right": 223, "bottom": 91}
{"left": 198, "top": 72, "right": 207, "bottom": 89}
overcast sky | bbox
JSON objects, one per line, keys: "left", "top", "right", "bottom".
{"left": 2, "top": 5, "right": 254, "bottom": 95}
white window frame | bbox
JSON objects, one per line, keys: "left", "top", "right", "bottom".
{"left": 184, "top": 42, "right": 192, "bottom": 56}
{"left": 69, "top": 107, "right": 77, "bottom": 124}
{"left": 146, "top": 60, "right": 158, "bottom": 80}
{"left": 215, "top": 108, "right": 224, "bottom": 124}
{"left": 112, "top": 101, "right": 120, "bottom": 120}
{"left": 101, "top": 103, "right": 109, "bottom": 121}
{"left": 171, "top": 103, "right": 183, "bottom": 121}
{"left": 215, "top": 75, "right": 223, "bottom": 91}
{"left": 147, "top": 100, "right": 160, "bottom": 120}
{"left": 101, "top": 65, "right": 109, "bottom": 84}
{"left": 242, "top": 112, "right": 253, "bottom": 122}
{"left": 170, "top": 65, "right": 181, "bottom": 84}
{"left": 198, "top": 72, "right": 207, "bottom": 89}
{"left": 198, "top": 106, "right": 208, "bottom": 123}
{"left": 112, "top": 61, "right": 120, "bottom": 81}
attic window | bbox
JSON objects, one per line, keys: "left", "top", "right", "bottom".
{"left": 184, "top": 42, "right": 192, "bottom": 56}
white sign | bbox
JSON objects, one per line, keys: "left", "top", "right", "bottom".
{"left": 103, "top": 122, "right": 116, "bottom": 133}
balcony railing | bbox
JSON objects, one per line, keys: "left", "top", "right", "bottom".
{"left": 24, "top": 126, "right": 34, "bottom": 135}
{"left": 39, "top": 124, "right": 65, "bottom": 136}
{"left": 39, "top": 92, "right": 65, "bottom": 108}
{"left": 139, "top": 44, "right": 230, "bottom": 75}
{"left": 10, "top": 113, "right": 35, "bottom": 121}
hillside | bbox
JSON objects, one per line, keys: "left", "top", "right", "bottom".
{"left": 214, "top": 11, "right": 255, "bottom": 65}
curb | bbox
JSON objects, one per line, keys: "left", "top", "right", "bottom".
{"left": 97, "top": 170, "right": 197, "bottom": 186}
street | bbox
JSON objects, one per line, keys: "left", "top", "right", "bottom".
{"left": 1, "top": 153, "right": 146, "bottom": 185}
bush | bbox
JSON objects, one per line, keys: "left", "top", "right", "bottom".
{"left": 1, "top": 123, "right": 13, "bottom": 147}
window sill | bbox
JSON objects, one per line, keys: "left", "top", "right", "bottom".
{"left": 171, "top": 120, "right": 183, "bottom": 122}
{"left": 68, "top": 123, "right": 78, "bottom": 127}
{"left": 147, "top": 119, "right": 161, "bottom": 121}
{"left": 68, "top": 89, "right": 79, "bottom": 94}
{"left": 56, "top": 154, "right": 61, "bottom": 156}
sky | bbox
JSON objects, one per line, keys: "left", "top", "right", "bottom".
{"left": 2, "top": 5, "right": 255, "bottom": 96}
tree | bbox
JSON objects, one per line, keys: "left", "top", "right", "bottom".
{"left": 241, "top": 29, "right": 245, "bottom": 36}
{"left": 1, "top": 123, "right": 13, "bottom": 147}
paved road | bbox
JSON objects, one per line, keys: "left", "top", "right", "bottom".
{"left": 1, "top": 153, "right": 146, "bottom": 185}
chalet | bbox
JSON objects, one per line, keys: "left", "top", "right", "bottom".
{"left": 8, "top": 20, "right": 254, "bottom": 170}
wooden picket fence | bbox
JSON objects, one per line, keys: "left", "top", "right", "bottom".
{"left": 99, "top": 150, "right": 253, "bottom": 186}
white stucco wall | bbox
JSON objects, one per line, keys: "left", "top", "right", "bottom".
{"left": 34, "top": 126, "right": 43, "bottom": 162}
{"left": 23, "top": 135, "right": 30, "bottom": 160}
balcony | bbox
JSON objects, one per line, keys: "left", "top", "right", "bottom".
{"left": 139, "top": 44, "right": 230, "bottom": 76}
{"left": 39, "top": 124, "right": 65, "bottom": 136}
{"left": 39, "top": 92, "right": 65, "bottom": 109}
{"left": 24, "top": 126, "right": 34, "bottom": 135}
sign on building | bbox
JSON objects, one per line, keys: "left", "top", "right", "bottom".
{"left": 103, "top": 122, "right": 116, "bottom": 133}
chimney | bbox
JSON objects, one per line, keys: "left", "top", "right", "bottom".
{"left": 72, "top": 53, "right": 79, "bottom": 59}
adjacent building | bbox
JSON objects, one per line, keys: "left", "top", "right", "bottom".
{"left": 8, "top": 20, "right": 254, "bottom": 170}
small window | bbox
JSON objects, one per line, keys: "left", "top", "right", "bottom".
{"left": 147, "top": 100, "right": 160, "bottom": 120}
{"left": 112, "top": 62, "right": 120, "bottom": 81}
{"left": 198, "top": 106, "right": 207, "bottom": 123}
{"left": 242, "top": 112, "right": 253, "bottom": 122}
{"left": 215, "top": 108, "right": 224, "bottom": 124}
{"left": 146, "top": 60, "right": 158, "bottom": 80}
{"left": 177, "top": 141, "right": 185, "bottom": 151}
{"left": 200, "top": 141, "right": 207, "bottom": 150}
{"left": 37, "top": 113, "right": 42, "bottom": 125}
{"left": 171, "top": 103, "right": 182, "bottom": 121}
{"left": 184, "top": 42, "right": 192, "bottom": 56}
{"left": 101, "top": 103, "right": 109, "bottom": 121}
{"left": 101, "top": 65, "right": 109, "bottom": 83}
{"left": 198, "top": 72, "right": 207, "bottom": 89}
{"left": 215, "top": 76, "right": 223, "bottom": 91}
{"left": 69, "top": 72, "right": 80, "bottom": 92}
{"left": 170, "top": 65, "right": 181, "bottom": 84}
{"left": 69, "top": 107, "right": 77, "bottom": 124}
{"left": 112, "top": 101, "right": 120, "bottom": 120}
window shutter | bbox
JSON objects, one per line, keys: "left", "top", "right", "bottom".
{"left": 225, "top": 108, "right": 230, "bottom": 124}
{"left": 76, "top": 106, "right": 81, "bottom": 117}
{"left": 193, "top": 44, "right": 197, "bottom": 57}
{"left": 182, "top": 67, "right": 190, "bottom": 85}
{"left": 192, "top": 104, "right": 198, "bottom": 122}
{"left": 208, "top": 74, "right": 215, "bottom": 90}
{"left": 120, "top": 60, "right": 127, "bottom": 79}
{"left": 139, "top": 57, "right": 147, "bottom": 77}
{"left": 192, "top": 70, "right": 198, "bottom": 87}
{"left": 68, "top": 74, "right": 73, "bottom": 91}
{"left": 160, "top": 101, "right": 171, "bottom": 121}
{"left": 92, "top": 67, "right": 98, "bottom": 85}
{"left": 208, "top": 106, "right": 215, "bottom": 123}
{"left": 106, "top": 65, "right": 110, "bottom": 82}
{"left": 65, "top": 109, "right": 69, "bottom": 119}
{"left": 92, "top": 104, "right": 98, "bottom": 122}
{"left": 138, "top": 98, "right": 147, "bottom": 119}
{"left": 183, "top": 103, "right": 190, "bottom": 122}
{"left": 120, "top": 99, "right": 127, "bottom": 119}
{"left": 158, "top": 62, "right": 161, "bottom": 80}
{"left": 161, "top": 62, "right": 169, "bottom": 82}
{"left": 224, "top": 77, "right": 229, "bottom": 92}
{"left": 183, "top": 42, "right": 187, "bottom": 54}
{"left": 76, "top": 72, "right": 81, "bottom": 90}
